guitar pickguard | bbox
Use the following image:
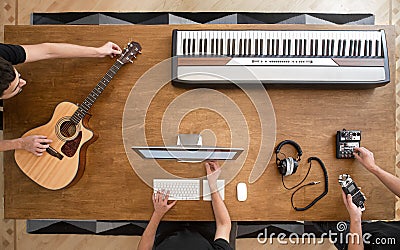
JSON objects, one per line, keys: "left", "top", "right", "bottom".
{"left": 61, "top": 131, "right": 82, "bottom": 157}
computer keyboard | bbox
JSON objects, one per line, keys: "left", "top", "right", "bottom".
{"left": 153, "top": 179, "right": 200, "bottom": 200}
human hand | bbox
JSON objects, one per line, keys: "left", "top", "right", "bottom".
{"left": 353, "top": 147, "right": 380, "bottom": 174}
{"left": 19, "top": 135, "right": 52, "bottom": 156}
{"left": 97, "top": 42, "right": 122, "bottom": 58}
{"left": 341, "top": 191, "right": 363, "bottom": 223}
{"left": 152, "top": 190, "right": 177, "bottom": 218}
{"left": 205, "top": 161, "right": 221, "bottom": 191}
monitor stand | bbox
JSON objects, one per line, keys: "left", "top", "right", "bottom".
{"left": 177, "top": 134, "right": 202, "bottom": 147}
{"left": 176, "top": 134, "right": 202, "bottom": 163}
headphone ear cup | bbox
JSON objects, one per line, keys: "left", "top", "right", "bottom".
{"left": 286, "top": 157, "right": 294, "bottom": 176}
{"left": 292, "top": 160, "right": 299, "bottom": 174}
{"left": 278, "top": 160, "right": 286, "bottom": 176}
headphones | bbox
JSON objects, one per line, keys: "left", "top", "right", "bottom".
{"left": 275, "top": 140, "right": 329, "bottom": 211}
{"left": 275, "top": 140, "right": 303, "bottom": 176}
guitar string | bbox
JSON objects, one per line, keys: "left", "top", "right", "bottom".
{"left": 59, "top": 62, "right": 124, "bottom": 138}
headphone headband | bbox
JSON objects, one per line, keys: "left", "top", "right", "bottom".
{"left": 275, "top": 140, "right": 303, "bottom": 162}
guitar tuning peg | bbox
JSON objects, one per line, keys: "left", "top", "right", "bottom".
{"left": 128, "top": 59, "right": 133, "bottom": 63}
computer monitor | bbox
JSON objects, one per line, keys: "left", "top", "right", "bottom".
{"left": 131, "top": 134, "right": 244, "bottom": 162}
{"left": 132, "top": 145, "right": 243, "bottom": 162}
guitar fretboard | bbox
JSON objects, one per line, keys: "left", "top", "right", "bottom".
{"left": 70, "top": 60, "right": 124, "bottom": 124}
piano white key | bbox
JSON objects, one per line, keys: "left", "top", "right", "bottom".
{"left": 332, "top": 32, "right": 338, "bottom": 56}
{"left": 193, "top": 31, "right": 199, "bottom": 55}
{"left": 278, "top": 31, "right": 283, "bottom": 56}
{"left": 344, "top": 32, "right": 350, "bottom": 56}
{"left": 204, "top": 31, "right": 209, "bottom": 54}
{"left": 177, "top": 31, "right": 182, "bottom": 55}
{"left": 250, "top": 31, "right": 255, "bottom": 55}
{"left": 221, "top": 32, "right": 227, "bottom": 55}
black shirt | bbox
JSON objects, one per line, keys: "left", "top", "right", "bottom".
{"left": 155, "top": 229, "right": 232, "bottom": 250}
{"left": 0, "top": 43, "right": 26, "bottom": 65}
{"left": 363, "top": 221, "right": 400, "bottom": 250}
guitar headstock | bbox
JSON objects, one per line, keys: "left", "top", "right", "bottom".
{"left": 118, "top": 41, "right": 142, "bottom": 64}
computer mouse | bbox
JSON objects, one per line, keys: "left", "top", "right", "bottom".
{"left": 236, "top": 182, "right": 247, "bottom": 201}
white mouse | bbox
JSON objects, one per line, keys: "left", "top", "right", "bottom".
{"left": 236, "top": 182, "right": 247, "bottom": 201}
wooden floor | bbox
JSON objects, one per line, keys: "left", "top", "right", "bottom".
{"left": 1, "top": 0, "right": 399, "bottom": 249}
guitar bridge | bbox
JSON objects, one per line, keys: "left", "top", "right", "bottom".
{"left": 46, "top": 146, "right": 64, "bottom": 160}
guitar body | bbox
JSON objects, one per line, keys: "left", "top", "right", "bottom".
{"left": 14, "top": 101, "right": 97, "bottom": 190}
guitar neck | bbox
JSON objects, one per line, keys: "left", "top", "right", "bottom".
{"left": 70, "top": 60, "right": 124, "bottom": 124}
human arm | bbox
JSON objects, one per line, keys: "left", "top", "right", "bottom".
{"left": 353, "top": 147, "right": 400, "bottom": 197}
{"left": 137, "top": 190, "right": 177, "bottom": 250}
{"left": 342, "top": 191, "right": 364, "bottom": 250}
{"left": 0, "top": 135, "right": 52, "bottom": 156}
{"left": 21, "top": 42, "right": 122, "bottom": 63}
{"left": 205, "top": 161, "right": 231, "bottom": 242}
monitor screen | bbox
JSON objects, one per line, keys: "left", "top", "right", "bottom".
{"left": 132, "top": 146, "right": 243, "bottom": 161}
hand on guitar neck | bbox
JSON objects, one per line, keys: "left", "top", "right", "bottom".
{"left": 17, "top": 135, "right": 53, "bottom": 156}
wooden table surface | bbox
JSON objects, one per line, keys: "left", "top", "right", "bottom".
{"left": 4, "top": 25, "right": 396, "bottom": 221}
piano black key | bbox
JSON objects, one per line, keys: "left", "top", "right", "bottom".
{"left": 248, "top": 39, "right": 252, "bottom": 55}
{"left": 183, "top": 39, "right": 187, "bottom": 55}
{"left": 375, "top": 40, "right": 380, "bottom": 56}
{"left": 243, "top": 39, "right": 247, "bottom": 55}
{"left": 275, "top": 39, "right": 279, "bottom": 56}
{"left": 227, "top": 39, "right": 231, "bottom": 55}
{"left": 299, "top": 39, "right": 303, "bottom": 55}
{"left": 260, "top": 39, "right": 264, "bottom": 55}
{"left": 239, "top": 39, "right": 242, "bottom": 56}
{"left": 303, "top": 39, "right": 307, "bottom": 56}
{"left": 330, "top": 40, "right": 334, "bottom": 56}
{"left": 363, "top": 40, "right": 367, "bottom": 56}
{"left": 322, "top": 39, "right": 326, "bottom": 56}
{"left": 204, "top": 39, "right": 207, "bottom": 54}
{"left": 315, "top": 40, "right": 318, "bottom": 56}
{"left": 353, "top": 40, "right": 358, "bottom": 56}
{"left": 255, "top": 39, "right": 259, "bottom": 55}
{"left": 295, "top": 39, "right": 298, "bottom": 55}
{"left": 188, "top": 39, "right": 192, "bottom": 54}
{"left": 342, "top": 40, "right": 346, "bottom": 56}
{"left": 232, "top": 39, "right": 236, "bottom": 55}
{"left": 357, "top": 40, "right": 361, "bottom": 56}
{"left": 337, "top": 40, "right": 342, "bottom": 56}
{"left": 283, "top": 39, "right": 287, "bottom": 55}
{"left": 215, "top": 39, "right": 219, "bottom": 55}
{"left": 368, "top": 40, "right": 372, "bottom": 56}
{"left": 192, "top": 39, "right": 196, "bottom": 55}
{"left": 349, "top": 40, "right": 353, "bottom": 56}
{"left": 288, "top": 39, "right": 292, "bottom": 55}
{"left": 220, "top": 39, "right": 224, "bottom": 55}
{"left": 199, "top": 39, "right": 203, "bottom": 55}
{"left": 211, "top": 39, "right": 214, "bottom": 54}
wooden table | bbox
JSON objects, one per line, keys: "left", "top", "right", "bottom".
{"left": 4, "top": 25, "right": 396, "bottom": 221}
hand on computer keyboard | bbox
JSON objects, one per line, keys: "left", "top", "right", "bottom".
{"left": 205, "top": 161, "right": 221, "bottom": 192}
{"left": 152, "top": 190, "right": 177, "bottom": 218}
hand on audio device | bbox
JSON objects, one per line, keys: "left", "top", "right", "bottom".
{"left": 341, "top": 191, "right": 363, "bottom": 222}
{"left": 353, "top": 147, "right": 380, "bottom": 174}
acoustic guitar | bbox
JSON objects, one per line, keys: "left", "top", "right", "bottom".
{"left": 14, "top": 41, "right": 142, "bottom": 190}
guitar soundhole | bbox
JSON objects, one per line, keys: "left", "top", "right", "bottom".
{"left": 60, "top": 121, "right": 77, "bottom": 138}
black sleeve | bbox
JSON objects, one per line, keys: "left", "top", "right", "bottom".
{"left": 0, "top": 43, "right": 26, "bottom": 65}
{"left": 212, "top": 238, "right": 232, "bottom": 250}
